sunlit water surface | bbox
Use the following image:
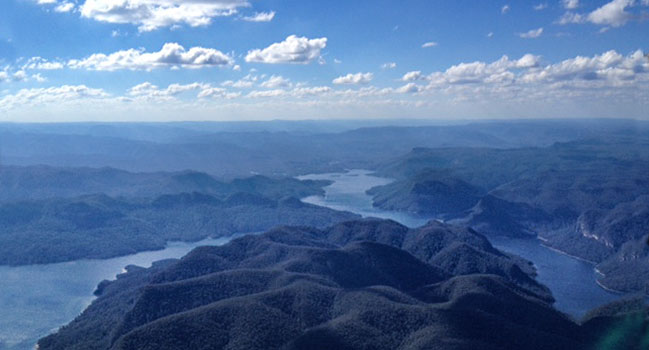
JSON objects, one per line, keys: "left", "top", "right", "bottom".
{"left": 299, "top": 169, "right": 622, "bottom": 319}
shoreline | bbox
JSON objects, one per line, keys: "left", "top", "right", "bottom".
{"left": 537, "top": 238, "right": 599, "bottom": 265}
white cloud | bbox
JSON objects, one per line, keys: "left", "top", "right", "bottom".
{"left": 22, "top": 57, "right": 64, "bottom": 70}
{"left": 221, "top": 74, "right": 258, "bottom": 88}
{"left": 68, "top": 43, "right": 234, "bottom": 71}
{"left": 558, "top": 0, "right": 642, "bottom": 27}
{"left": 128, "top": 82, "right": 209, "bottom": 99}
{"left": 518, "top": 27, "right": 543, "bottom": 38}
{"left": 247, "top": 89, "right": 286, "bottom": 98}
{"left": 534, "top": 3, "right": 548, "bottom": 10}
{"left": 54, "top": 2, "right": 75, "bottom": 12}
{"left": 557, "top": 11, "right": 585, "bottom": 24}
{"left": 291, "top": 86, "right": 331, "bottom": 97}
{"left": 381, "top": 62, "right": 397, "bottom": 69}
{"left": 79, "top": 0, "right": 250, "bottom": 32}
{"left": 515, "top": 54, "right": 542, "bottom": 68}
{"left": 32, "top": 73, "right": 47, "bottom": 82}
{"left": 242, "top": 11, "right": 275, "bottom": 22}
{"left": 0, "top": 85, "right": 109, "bottom": 110}
{"left": 198, "top": 87, "right": 240, "bottom": 99}
{"left": 519, "top": 50, "right": 647, "bottom": 83}
{"left": 12, "top": 71, "right": 28, "bottom": 82}
{"left": 562, "top": 0, "right": 579, "bottom": 9}
{"left": 36, "top": 0, "right": 57, "bottom": 4}
{"left": 587, "top": 0, "right": 634, "bottom": 27}
{"left": 332, "top": 72, "right": 373, "bottom": 85}
{"left": 501, "top": 5, "right": 510, "bottom": 14}
{"left": 245, "top": 35, "right": 327, "bottom": 64}
{"left": 396, "top": 83, "right": 422, "bottom": 94}
{"left": 402, "top": 71, "right": 423, "bottom": 82}
{"left": 487, "top": 32, "right": 494, "bottom": 38}
{"left": 421, "top": 42, "right": 438, "bottom": 48}
{"left": 260, "top": 75, "right": 291, "bottom": 88}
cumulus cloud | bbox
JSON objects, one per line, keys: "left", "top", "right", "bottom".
{"left": 501, "top": 5, "right": 510, "bottom": 14}
{"left": 534, "top": 3, "right": 548, "bottom": 10}
{"left": 68, "top": 43, "right": 234, "bottom": 71}
{"left": 381, "top": 62, "right": 397, "bottom": 69}
{"left": 557, "top": 11, "right": 585, "bottom": 24}
{"left": 242, "top": 11, "right": 275, "bottom": 22}
{"left": 562, "top": 0, "right": 579, "bottom": 9}
{"left": 0, "top": 85, "right": 109, "bottom": 110}
{"left": 22, "top": 57, "right": 64, "bottom": 70}
{"left": 247, "top": 89, "right": 286, "bottom": 98}
{"left": 221, "top": 74, "right": 260, "bottom": 88}
{"left": 519, "top": 49, "right": 647, "bottom": 83}
{"left": 406, "top": 50, "right": 648, "bottom": 96}
{"left": 245, "top": 35, "right": 327, "bottom": 64}
{"left": 518, "top": 27, "right": 543, "bottom": 38}
{"left": 558, "top": 0, "right": 644, "bottom": 27}
{"left": 332, "top": 72, "right": 373, "bottom": 85}
{"left": 421, "top": 42, "right": 438, "bottom": 48}
{"left": 260, "top": 75, "right": 291, "bottom": 88}
{"left": 79, "top": 0, "right": 250, "bottom": 32}
{"left": 587, "top": 0, "right": 634, "bottom": 27}
{"left": 396, "top": 83, "right": 422, "bottom": 94}
{"left": 54, "top": 2, "right": 75, "bottom": 12}
{"left": 402, "top": 71, "right": 423, "bottom": 82}
{"left": 128, "top": 82, "right": 208, "bottom": 98}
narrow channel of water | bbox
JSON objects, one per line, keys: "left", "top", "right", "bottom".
{"left": 299, "top": 169, "right": 622, "bottom": 319}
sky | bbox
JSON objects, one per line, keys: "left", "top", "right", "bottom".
{"left": 0, "top": 0, "right": 648, "bottom": 122}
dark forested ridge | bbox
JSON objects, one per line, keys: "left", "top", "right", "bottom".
{"left": 38, "top": 219, "right": 648, "bottom": 350}
{"left": 368, "top": 136, "right": 649, "bottom": 294}
{"left": 0, "top": 169, "right": 358, "bottom": 265}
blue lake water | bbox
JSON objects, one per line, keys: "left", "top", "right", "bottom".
{"left": 0, "top": 237, "right": 233, "bottom": 350}
{"left": 299, "top": 169, "right": 623, "bottom": 319}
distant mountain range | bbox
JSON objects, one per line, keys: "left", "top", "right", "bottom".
{"left": 2, "top": 119, "right": 645, "bottom": 177}
{"left": 39, "top": 219, "right": 648, "bottom": 350}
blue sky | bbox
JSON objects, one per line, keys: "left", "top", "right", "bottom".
{"left": 0, "top": 0, "right": 648, "bottom": 122}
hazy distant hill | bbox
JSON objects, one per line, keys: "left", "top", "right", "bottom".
{"left": 2, "top": 119, "right": 644, "bottom": 177}
{"left": 38, "top": 219, "right": 648, "bottom": 350}
{"left": 0, "top": 165, "right": 330, "bottom": 202}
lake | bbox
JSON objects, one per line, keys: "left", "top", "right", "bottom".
{"left": 0, "top": 236, "right": 233, "bottom": 350}
{"left": 299, "top": 169, "right": 623, "bottom": 319}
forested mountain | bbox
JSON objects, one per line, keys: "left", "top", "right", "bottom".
{"left": 39, "top": 219, "right": 647, "bottom": 350}
{"left": 0, "top": 169, "right": 357, "bottom": 265}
